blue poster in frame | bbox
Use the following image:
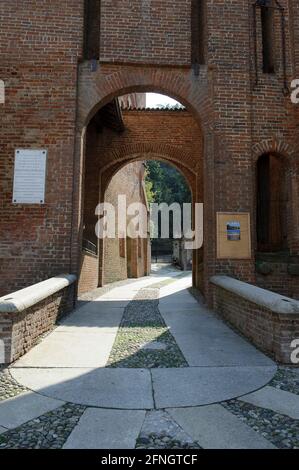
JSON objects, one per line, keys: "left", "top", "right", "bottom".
{"left": 227, "top": 221, "right": 241, "bottom": 241}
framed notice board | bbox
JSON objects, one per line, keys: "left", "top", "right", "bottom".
{"left": 217, "top": 212, "right": 251, "bottom": 259}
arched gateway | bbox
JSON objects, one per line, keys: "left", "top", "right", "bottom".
{"left": 72, "top": 65, "right": 216, "bottom": 299}
{"left": 0, "top": 1, "right": 298, "bottom": 369}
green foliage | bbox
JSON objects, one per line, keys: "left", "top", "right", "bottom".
{"left": 144, "top": 173, "right": 155, "bottom": 204}
{"left": 144, "top": 161, "right": 191, "bottom": 206}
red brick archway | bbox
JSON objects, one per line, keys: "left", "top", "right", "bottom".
{"left": 252, "top": 138, "right": 298, "bottom": 165}
{"left": 73, "top": 65, "right": 215, "bottom": 299}
{"left": 99, "top": 152, "right": 199, "bottom": 289}
{"left": 77, "top": 65, "right": 211, "bottom": 130}
{"left": 98, "top": 146, "right": 198, "bottom": 196}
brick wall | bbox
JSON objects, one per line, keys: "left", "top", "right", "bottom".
{"left": 78, "top": 252, "right": 99, "bottom": 294}
{"left": 211, "top": 281, "right": 299, "bottom": 364}
{"left": 88, "top": 109, "right": 203, "bottom": 187}
{"left": 207, "top": 0, "right": 298, "bottom": 286}
{"left": 256, "top": 254, "right": 299, "bottom": 301}
{"left": 0, "top": 283, "right": 75, "bottom": 364}
{"left": 256, "top": 268, "right": 298, "bottom": 300}
{"left": 100, "top": 0, "right": 191, "bottom": 66}
{"left": 0, "top": 1, "right": 84, "bottom": 296}
{"left": 103, "top": 161, "right": 149, "bottom": 284}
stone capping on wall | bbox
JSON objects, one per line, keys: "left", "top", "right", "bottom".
{"left": 210, "top": 275, "right": 299, "bottom": 315}
{"left": 0, "top": 274, "right": 77, "bottom": 314}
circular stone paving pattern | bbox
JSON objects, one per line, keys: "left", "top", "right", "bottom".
{"left": 10, "top": 365, "right": 277, "bottom": 410}
{"left": 9, "top": 275, "right": 277, "bottom": 410}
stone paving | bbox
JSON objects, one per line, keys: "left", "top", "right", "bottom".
{"left": 0, "top": 403, "right": 85, "bottom": 449}
{"left": 0, "top": 267, "right": 298, "bottom": 449}
{"left": 107, "top": 287, "right": 188, "bottom": 368}
{"left": 269, "top": 367, "right": 299, "bottom": 395}
{"left": 0, "top": 369, "right": 27, "bottom": 402}
{"left": 223, "top": 399, "right": 299, "bottom": 449}
{"left": 136, "top": 410, "right": 201, "bottom": 449}
{"left": 1, "top": 365, "right": 297, "bottom": 449}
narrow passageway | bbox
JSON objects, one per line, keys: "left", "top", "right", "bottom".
{"left": 0, "top": 265, "right": 298, "bottom": 449}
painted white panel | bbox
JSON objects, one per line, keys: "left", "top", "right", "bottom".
{"left": 13, "top": 149, "right": 47, "bottom": 204}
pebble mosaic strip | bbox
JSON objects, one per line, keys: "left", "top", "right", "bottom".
{"left": 0, "top": 369, "right": 28, "bottom": 402}
{"left": 136, "top": 410, "right": 201, "bottom": 450}
{"left": 107, "top": 288, "right": 188, "bottom": 369}
{"left": 269, "top": 367, "right": 299, "bottom": 396}
{"left": 223, "top": 400, "right": 299, "bottom": 449}
{"left": 0, "top": 404, "right": 86, "bottom": 449}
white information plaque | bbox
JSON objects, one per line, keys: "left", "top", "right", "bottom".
{"left": 13, "top": 149, "right": 47, "bottom": 204}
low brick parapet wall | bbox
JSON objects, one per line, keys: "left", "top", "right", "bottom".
{"left": 0, "top": 274, "right": 77, "bottom": 365}
{"left": 210, "top": 276, "right": 299, "bottom": 364}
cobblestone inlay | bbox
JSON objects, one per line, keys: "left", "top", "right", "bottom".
{"left": 269, "top": 367, "right": 299, "bottom": 396}
{"left": 136, "top": 410, "right": 201, "bottom": 449}
{"left": 223, "top": 400, "right": 299, "bottom": 449}
{"left": 107, "top": 288, "right": 188, "bottom": 368}
{"left": 0, "top": 369, "right": 28, "bottom": 402}
{"left": 0, "top": 403, "right": 86, "bottom": 449}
